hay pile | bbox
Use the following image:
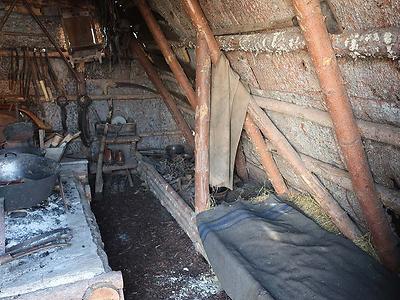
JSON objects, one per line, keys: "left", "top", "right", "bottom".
{"left": 287, "top": 194, "right": 378, "bottom": 259}
{"left": 249, "top": 191, "right": 378, "bottom": 259}
{"left": 248, "top": 185, "right": 273, "bottom": 203}
{"left": 287, "top": 194, "right": 340, "bottom": 234}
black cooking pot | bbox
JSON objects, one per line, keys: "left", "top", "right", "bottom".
{"left": 165, "top": 144, "right": 185, "bottom": 158}
{"left": 0, "top": 153, "right": 60, "bottom": 211}
{"left": 0, "top": 146, "right": 45, "bottom": 156}
{"left": 3, "top": 122, "right": 35, "bottom": 142}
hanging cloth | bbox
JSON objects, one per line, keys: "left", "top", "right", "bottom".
{"left": 209, "top": 55, "right": 250, "bottom": 189}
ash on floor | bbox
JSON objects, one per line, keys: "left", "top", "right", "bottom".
{"left": 5, "top": 193, "right": 67, "bottom": 248}
{"left": 1, "top": 178, "right": 107, "bottom": 298}
{"left": 91, "top": 174, "right": 230, "bottom": 300}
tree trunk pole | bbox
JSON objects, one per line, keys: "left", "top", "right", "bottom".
{"left": 194, "top": 35, "right": 211, "bottom": 212}
{"left": 292, "top": 0, "right": 399, "bottom": 271}
{"left": 130, "top": 38, "right": 194, "bottom": 148}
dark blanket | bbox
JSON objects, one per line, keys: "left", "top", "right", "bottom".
{"left": 197, "top": 196, "right": 400, "bottom": 300}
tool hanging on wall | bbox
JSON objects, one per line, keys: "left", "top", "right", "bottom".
{"left": 39, "top": 50, "right": 53, "bottom": 100}
{"left": 57, "top": 96, "right": 69, "bottom": 133}
{"left": 6, "top": 46, "right": 73, "bottom": 105}
{"left": 33, "top": 49, "right": 49, "bottom": 101}
{"left": 29, "top": 49, "right": 41, "bottom": 103}
{"left": 0, "top": 0, "right": 81, "bottom": 84}
{"left": 7, "top": 48, "right": 18, "bottom": 93}
{"left": 77, "top": 94, "right": 93, "bottom": 147}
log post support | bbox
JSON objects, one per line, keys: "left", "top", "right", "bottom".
{"left": 234, "top": 140, "right": 249, "bottom": 181}
{"left": 129, "top": 38, "right": 194, "bottom": 148}
{"left": 136, "top": 0, "right": 198, "bottom": 108}
{"left": 248, "top": 100, "right": 361, "bottom": 239}
{"left": 244, "top": 116, "right": 287, "bottom": 195}
{"left": 194, "top": 35, "right": 211, "bottom": 212}
{"left": 292, "top": 0, "right": 399, "bottom": 271}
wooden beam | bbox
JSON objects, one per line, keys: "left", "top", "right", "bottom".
{"left": 130, "top": 38, "right": 195, "bottom": 149}
{"left": 136, "top": 152, "right": 206, "bottom": 258}
{"left": 169, "top": 27, "right": 400, "bottom": 59}
{"left": 243, "top": 116, "right": 287, "bottom": 195}
{"left": 194, "top": 34, "right": 211, "bottom": 212}
{"left": 262, "top": 141, "right": 400, "bottom": 216}
{"left": 248, "top": 99, "right": 361, "bottom": 240}
{"left": 0, "top": 50, "right": 69, "bottom": 58}
{"left": 253, "top": 95, "right": 400, "bottom": 147}
{"left": 293, "top": 0, "right": 399, "bottom": 271}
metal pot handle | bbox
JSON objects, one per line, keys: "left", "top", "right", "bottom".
{"left": 3, "top": 152, "right": 17, "bottom": 158}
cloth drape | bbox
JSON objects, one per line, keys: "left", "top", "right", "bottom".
{"left": 209, "top": 55, "right": 250, "bottom": 189}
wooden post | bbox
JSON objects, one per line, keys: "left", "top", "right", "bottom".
{"left": 194, "top": 35, "right": 211, "bottom": 212}
{"left": 243, "top": 116, "right": 287, "bottom": 195}
{"left": 38, "top": 129, "right": 45, "bottom": 149}
{"left": 234, "top": 140, "right": 249, "bottom": 181}
{"left": 129, "top": 38, "right": 195, "bottom": 149}
{"left": 0, "top": 197, "right": 5, "bottom": 256}
{"left": 292, "top": 0, "right": 399, "bottom": 271}
{"left": 136, "top": 0, "right": 198, "bottom": 108}
{"left": 95, "top": 123, "right": 108, "bottom": 195}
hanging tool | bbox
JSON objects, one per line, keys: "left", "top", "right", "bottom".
{"left": 40, "top": 49, "right": 53, "bottom": 100}
{"left": 46, "top": 49, "right": 67, "bottom": 101}
{"left": 8, "top": 48, "right": 18, "bottom": 93}
{"left": 57, "top": 95, "right": 69, "bottom": 133}
{"left": 20, "top": 47, "right": 26, "bottom": 96}
{"left": 33, "top": 49, "right": 49, "bottom": 101}
{"left": 21, "top": 48, "right": 31, "bottom": 100}
{"left": 21, "top": 0, "right": 81, "bottom": 83}
{"left": 15, "top": 48, "right": 20, "bottom": 94}
{"left": 45, "top": 50, "right": 60, "bottom": 91}
{"left": 29, "top": 50, "right": 41, "bottom": 102}
{"left": 77, "top": 95, "right": 93, "bottom": 147}
{"left": 8, "top": 48, "right": 14, "bottom": 92}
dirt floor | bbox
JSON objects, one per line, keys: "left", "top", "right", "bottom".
{"left": 91, "top": 174, "right": 230, "bottom": 300}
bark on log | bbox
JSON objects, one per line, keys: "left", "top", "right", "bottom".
{"left": 174, "top": 27, "right": 400, "bottom": 59}
{"left": 293, "top": 0, "right": 399, "bottom": 271}
{"left": 253, "top": 95, "right": 400, "bottom": 147}
{"left": 130, "top": 38, "right": 195, "bottom": 149}
{"left": 194, "top": 35, "right": 211, "bottom": 212}
{"left": 244, "top": 116, "right": 287, "bottom": 195}
{"left": 248, "top": 99, "right": 361, "bottom": 240}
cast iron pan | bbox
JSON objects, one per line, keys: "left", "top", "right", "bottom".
{"left": 0, "top": 153, "right": 60, "bottom": 211}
